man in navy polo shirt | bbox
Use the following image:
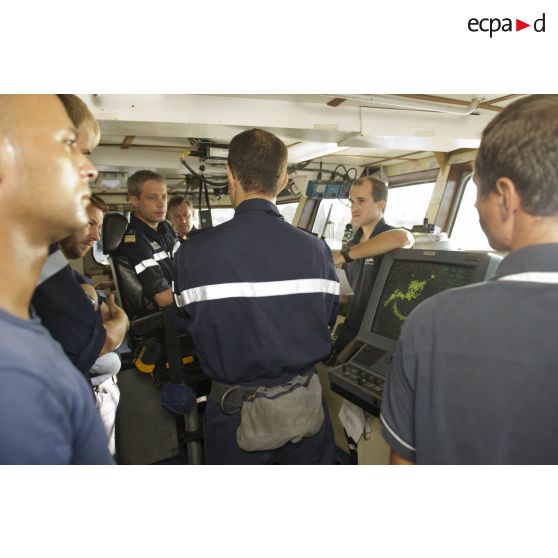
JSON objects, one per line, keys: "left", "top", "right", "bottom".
{"left": 330, "top": 177, "right": 413, "bottom": 361}
{"left": 174, "top": 128, "right": 339, "bottom": 465}
{"left": 0, "top": 94, "right": 112, "bottom": 464}
{"left": 116, "top": 170, "right": 179, "bottom": 309}
{"left": 33, "top": 193, "right": 128, "bottom": 380}
{"left": 381, "top": 94, "right": 558, "bottom": 464}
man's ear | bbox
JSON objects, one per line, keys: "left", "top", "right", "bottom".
{"left": 226, "top": 165, "right": 235, "bottom": 190}
{"left": 277, "top": 171, "right": 289, "bottom": 194}
{"left": 378, "top": 199, "right": 386, "bottom": 213}
{"left": 495, "top": 177, "right": 521, "bottom": 221}
{"left": 129, "top": 195, "right": 138, "bottom": 210}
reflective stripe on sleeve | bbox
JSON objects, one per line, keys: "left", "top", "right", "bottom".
{"left": 153, "top": 251, "right": 170, "bottom": 262}
{"left": 380, "top": 413, "right": 416, "bottom": 452}
{"left": 172, "top": 240, "right": 181, "bottom": 256}
{"left": 37, "top": 249, "right": 69, "bottom": 286}
{"left": 175, "top": 278, "right": 340, "bottom": 307}
{"left": 135, "top": 259, "right": 158, "bottom": 274}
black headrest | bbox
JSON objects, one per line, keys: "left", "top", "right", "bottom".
{"left": 103, "top": 212, "right": 129, "bottom": 254}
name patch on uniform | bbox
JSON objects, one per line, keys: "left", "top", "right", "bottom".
{"left": 124, "top": 234, "right": 136, "bottom": 243}
{"left": 364, "top": 257, "right": 376, "bottom": 266}
{"left": 150, "top": 241, "right": 161, "bottom": 251}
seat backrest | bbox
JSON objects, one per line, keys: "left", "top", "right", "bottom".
{"left": 102, "top": 212, "right": 159, "bottom": 322}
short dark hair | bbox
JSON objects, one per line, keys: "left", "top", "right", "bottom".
{"left": 127, "top": 170, "right": 166, "bottom": 198}
{"left": 167, "top": 195, "right": 193, "bottom": 211}
{"left": 227, "top": 128, "right": 288, "bottom": 195}
{"left": 475, "top": 95, "right": 558, "bottom": 216}
{"left": 90, "top": 193, "right": 108, "bottom": 213}
{"left": 352, "top": 176, "right": 388, "bottom": 206}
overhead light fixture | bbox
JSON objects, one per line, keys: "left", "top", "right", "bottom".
{"left": 94, "top": 171, "right": 128, "bottom": 190}
{"left": 206, "top": 144, "right": 229, "bottom": 160}
{"left": 288, "top": 142, "right": 349, "bottom": 164}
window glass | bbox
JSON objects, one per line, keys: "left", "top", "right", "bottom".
{"left": 92, "top": 239, "right": 110, "bottom": 266}
{"left": 207, "top": 203, "right": 299, "bottom": 228}
{"left": 277, "top": 202, "right": 299, "bottom": 224}
{"left": 450, "top": 176, "right": 492, "bottom": 251}
{"left": 210, "top": 207, "right": 235, "bottom": 226}
{"left": 312, "top": 199, "right": 352, "bottom": 251}
{"left": 384, "top": 182, "right": 436, "bottom": 229}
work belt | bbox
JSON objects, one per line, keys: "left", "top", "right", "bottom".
{"left": 210, "top": 370, "right": 315, "bottom": 415}
{"left": 210, "top": 381, "right": 259, "bottom": 414}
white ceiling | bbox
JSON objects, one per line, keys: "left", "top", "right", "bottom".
{"left": 85, "top": 93, "right": 521, "bottom": 191}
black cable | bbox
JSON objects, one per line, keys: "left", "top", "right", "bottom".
{"left": 197, "top": 177, "right": 203, "bottom": 215}
{"left": 180, "top": 158, "right": 228, "bottom": 187}
{"left": 203, "top": 177, "right": 211, "bottom": 212}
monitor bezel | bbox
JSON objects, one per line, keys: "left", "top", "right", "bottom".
{"left": 355, "top": 248, "right": 501, "bottom": 351}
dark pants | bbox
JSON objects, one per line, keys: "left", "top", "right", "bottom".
{"left": 203, "top": 396, "right": 336, "bottom": 465}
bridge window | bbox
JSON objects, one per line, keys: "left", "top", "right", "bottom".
{"left": 312, "top": 199, "right": 352, "bottom": 251}
{"left": 92, "top": 239, "right": 110, "bottom": 266}
{"left": 384, "top": 182, "right": 436, "bottom": 230}
{"left": 277, "top": 202, "right": 299, "bottom": 224}
{"left": 210, "top": 208, "right": 235, "bottom": 226}
{"left": 449, "top": 176, "right": 492, "bottom": 251}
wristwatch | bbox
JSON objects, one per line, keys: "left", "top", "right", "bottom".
{"left": 340, "top": 246, "right": 354, "bottom": 263}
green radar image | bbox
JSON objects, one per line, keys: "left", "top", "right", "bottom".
{"left": 371, "top": 260, "right": 476, "bottom": 341}
{"left": 382, "top": 275, "right": 435, "bottom": 321}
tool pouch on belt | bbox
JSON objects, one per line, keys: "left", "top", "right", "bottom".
{"left": 236, "top": 372, "right": 324, "bottom": 452}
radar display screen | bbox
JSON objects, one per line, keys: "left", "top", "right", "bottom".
{"left": 371, "top": 260, "right": 475, "bottom": 340}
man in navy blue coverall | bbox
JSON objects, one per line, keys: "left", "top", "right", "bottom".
{"left": 174, "top": 128, "right": 339, "bottom": 464}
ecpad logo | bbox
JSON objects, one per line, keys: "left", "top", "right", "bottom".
{"left": 468, "top": 13, "right": 546, "bottom": 37}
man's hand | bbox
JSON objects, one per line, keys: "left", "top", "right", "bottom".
{"left": 154, "top": 288, "right": 174, "bottom": 308}
{"left": 332, "top": 252, "right": 344, "bottom": 266}
{"left": 105, "top": 293, "right": 124, "bottom": 320}
{"left": 100, "top": 294, "right": 129, "bottom": 354}
{"left": 332, "top": 229, "right": 414, "bottom": 266}
{"left": 94, "top": 280, "right": 116, "bottom": 292}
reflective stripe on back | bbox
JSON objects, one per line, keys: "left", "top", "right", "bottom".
{"left": 175, "top": 278, "right": 340, "bottom": 307}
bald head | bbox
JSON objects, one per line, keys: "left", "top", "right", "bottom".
{"left": 0, "top": 94, "right": 98, "bottom": 244}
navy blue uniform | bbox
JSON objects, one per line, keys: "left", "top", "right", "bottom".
{"left": 174, "top": 199, "right": 339, "bottom": 464}
{"left": 32, "top": 244, "right": 106, "bottom": 378}
{"left": 115, "top": 213, "right": 179, "bottom": 302}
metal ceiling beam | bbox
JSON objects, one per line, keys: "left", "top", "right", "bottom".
{"left": 120, "top": 135, "right": 135, "bottom": 149}
{"left": 395, "top": 94, "right": 517, "bottom": 112}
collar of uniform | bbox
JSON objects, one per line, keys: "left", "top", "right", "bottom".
{"left": 234, "top": 198, "right": 281, "bottom": 217}
{"left": 130, "top": 212, "right": 168, "bottom": 239}
{"left": 493, "top": 243, "right": 558, "bottom": 279}
{"left": 353, "top": 217, "right": 387, "bottom": 242}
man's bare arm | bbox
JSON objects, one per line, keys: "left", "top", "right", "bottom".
{"left": 100, "top": 294, "right": 129, "bottom": 354}
{"left": 333, "top": 229, "right": 414, "bottom": 266}
{"left": 390, "top": 449, "right": 415, "bottom": 465}
{"left": 153, "top": 288, "right": 174, "bottom": 308}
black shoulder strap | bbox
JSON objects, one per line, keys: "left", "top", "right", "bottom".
{"left": 162, "top": 306, "right": 182, "bottom": 384}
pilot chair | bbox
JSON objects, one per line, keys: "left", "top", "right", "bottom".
{"left": 102, "top": 211, "right": 208, "bottom": 464}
